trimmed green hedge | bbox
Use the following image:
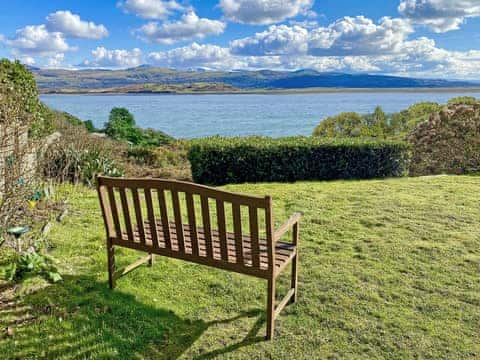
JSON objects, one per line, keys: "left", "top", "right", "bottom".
{"left": 188, "top": 137, "right": 411, "bottom": 185}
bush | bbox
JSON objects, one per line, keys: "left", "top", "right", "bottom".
{"left": 105, "top": 107, "right": 137, "bottom": 141}
{"left": 188, "top": 137, "right": 411, "bottom": 185}
{"left": 409, "top": 103, "right": 480, "bottom": 176}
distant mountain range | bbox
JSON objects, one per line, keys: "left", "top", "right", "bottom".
{"left": 32, "top": 66, "right": 477, "bottom": 94}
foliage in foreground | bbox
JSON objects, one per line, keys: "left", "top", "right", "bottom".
{"left": 42, "top": 109, "right": 191, "bottom": 184}
{"left": 5, "top": 251, "right": 62, "bottom": 283}
{"left": 0, "top": 59, "right": 44, "bottom": 230}
{"left": 188, "top": 136, "right": 411, "bottom": 185}
{"left": 1, "top": 177, "right": 478, "bottom": 358}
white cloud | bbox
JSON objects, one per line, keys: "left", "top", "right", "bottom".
{"left": 46, "top": 53, "right": 65, "bottom": 68}
{"left": 46, "top": 10, "right": 108, "bottom": 39}
{"left": 308, "top": 16, "right": 413, "bottom": 56}
{"left": 2, "top": 24, "right": 74, "bottom": 57}
{"left": 118, "top": 0, "right": 184, "bottom": 19}
{"left": 137, "top": 11, "right": 226, "bottom": 44}
{"left": 379, "top": 37, "right": 480, "bottom": 79}
{"left": 148, "top": 42, "right": 242, "bottom": 69}
{"left": 229, "top": 17, "right": 413, "bottom": 57}
{"left": 220, "top": 0, "right": 314, "bottom": 25}
{"left": 231, "top": 25, "right": 309, "bottom": 55}
{"left": 399, "top": 0, "right": 480, "bottom": 32}
{"left": 81, "top": 47, "right": 143, "bottom": 68}
{"left": 20, "top": 56, "right": 36, "bottom": 66}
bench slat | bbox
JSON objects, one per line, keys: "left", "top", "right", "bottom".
{"left": 216, "top": 200, "right": 228, "bottom": 261}
{"left": 132, "top": 188, "right": 146, "bottom": 245}
{"left": 171, "top": 190, "right": 185, "bottom": 252}
{"left": 157, "top": 189, "right": 171, "bottom": 250}
{"left": 200, "top": 196, "right": 213, "bottom": 258}
{"left": 144, "top": 188, "right": 159, "bottom": 249}
{"left": 119, "top": 187, "right": 134, "bottom": 242}
{"left": 249, "top": 207, "right": 260, "bottom": 269}
{"left": 186, "top": 193, "right": 199, "bottom": 256}
{"left": 232, "top": 203, "right": 244, "bottom": 266}
{"left": 107, "top": 187, "right": 121, "bottom": 239}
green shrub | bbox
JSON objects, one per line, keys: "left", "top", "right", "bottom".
{"left": 188, "top": 137, "right": 411, "bottom": 185}
{"left": 5, "top": 251, "right": 62, "bottom": 283}
{"left": 127, "top": 146, "right": 159, "bottom": 166}
{"left": 0, "top": 59, "right": 39, "bottom": 127}
{"left": 45, "top": 144, "right": 123, "bottom": 186}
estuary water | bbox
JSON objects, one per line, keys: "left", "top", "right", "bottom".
{"left": 41, "top": 91, "right": 480, "bottom": 138}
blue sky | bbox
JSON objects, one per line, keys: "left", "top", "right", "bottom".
{"left": 1, "top": 0, "right": 479, "bottom": 79}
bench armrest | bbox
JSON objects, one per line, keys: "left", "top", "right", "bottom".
{"left": 274, "top": 212, "right": 302, "bottom": 242}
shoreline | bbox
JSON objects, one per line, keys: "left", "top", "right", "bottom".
{"left": 39, "top": 87, "right": 480, "bottom": 96}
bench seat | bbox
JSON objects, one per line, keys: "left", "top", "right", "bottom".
{"left": 116, "top": 221, "right": 296, "bottom": 274}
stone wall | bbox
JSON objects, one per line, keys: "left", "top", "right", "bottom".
{"left": 0, "top": 124, "right": 43, "bottom": 192}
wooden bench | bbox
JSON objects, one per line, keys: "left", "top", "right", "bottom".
{"left": 97, "top": 176, "right": 301, "bottom": 340}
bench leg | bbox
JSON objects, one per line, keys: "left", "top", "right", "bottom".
{"left": 290, "top": 254, "right": 298, "bottom": 304}
{"left": 107, "top": 240, "right": 116, "bottom": 289}
{"left": 266, "top": 277, "right": 276, "bottom": 340}
{"left": 148, "top": 253, "right": 154, "bottom": 267}
{"left": 290, "top": 222, "right": 299, "bottom": 304}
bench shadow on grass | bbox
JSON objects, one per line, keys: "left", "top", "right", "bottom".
{"left": 12, "top": 275, "right": 265, "bottom": 359}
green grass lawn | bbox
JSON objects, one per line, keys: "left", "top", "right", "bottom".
{"left": 1, "top": 176, "right": 480, "bottom": 359}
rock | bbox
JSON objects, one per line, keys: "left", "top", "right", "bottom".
{"left": 5, "top": 326, "right": 14, "bottom": 337}
{"left": 91, "top": 132, "right": 108, "bottom": 138}
{"left": 56, "top": 208, "right": 68, "bottom": 222}
{"left": 42, "top": 222, "right": 53, "bottom": 235}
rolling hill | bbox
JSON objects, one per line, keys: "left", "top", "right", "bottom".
{"left": 32, "top": 66, "right": 476, "bottom": 94}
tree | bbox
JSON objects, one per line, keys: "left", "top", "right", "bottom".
{"left": 104, "top": 107, "right": 173, "bottom": 146}
{"left": 104, "top": 107, "right": 138, "bottom": 142}
{"left": 362, "top": 106, "right": 388, "bottom": 138}
{"left": 313, "top": 112, "right": 363, "bottom": 138}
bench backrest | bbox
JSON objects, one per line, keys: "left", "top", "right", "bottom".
{"left": 97, "top": 176, "right": 275, "bottom": 274}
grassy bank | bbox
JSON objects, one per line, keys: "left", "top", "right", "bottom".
{"left": 1, "top": 176, "right": 479, "bottom": 358}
